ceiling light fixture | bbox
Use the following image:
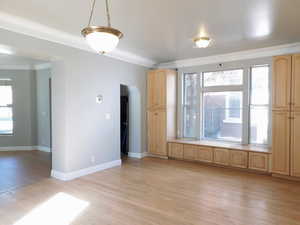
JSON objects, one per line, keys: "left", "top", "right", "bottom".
{"left": 193, "top": 37, "right": 211, "bottom": 48}
{"left": 82, "top": 0, "right": 123, "bottom": 54}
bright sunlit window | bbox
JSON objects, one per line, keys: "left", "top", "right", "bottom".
{"left": 13, "top": 192, "right": 89, "bottom": 225}
{"left": 182, "top": 66, "right": 270, "bottom": 145}
{"left": 0, "top": 79, "right": 13, "bottom": 135}
{"left": 250, "top": 66, "right": 270, "bottom": 145}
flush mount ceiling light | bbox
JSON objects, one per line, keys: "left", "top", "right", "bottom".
{"left": 193, "top": 37, "right": 211, "bottom": 48}
{"left": 82, "top": 0, "right": 123, "bottom": 54}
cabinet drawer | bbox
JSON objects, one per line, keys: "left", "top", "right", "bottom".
{"left": 230, "top": 150, "right": 248, "bottom": 168}
{"left": 214, "top": 148, "right": 229, "bottom": 166}
{"left": 168, "top": 143, "right": 183, "bottom": 159}
{"left": 183, "top": 145, "right": 197, "bottom": 160}
{"left": 195, "top": 146, "right": 213, "bottom": 163}
{"left": 249, "top": 152, "right": 269, "bottom": 172}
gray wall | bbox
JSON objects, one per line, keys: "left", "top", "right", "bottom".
{"left": 0, "top": 69, "right": 52, "bottom": 148}
{"left": 0, "top": 70, "right": 37, "bottom": 147}
{"left": 0, "top": 29, "right": 148, "bottom": 173}
{"left": 36, "top": 68, "right": 51, "bottom": 148}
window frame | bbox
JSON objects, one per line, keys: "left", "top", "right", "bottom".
{"left": 180, "top": 64, "right": 270, "bottom": 146}
{"left": 249, "top": 64, "right": 271, "bottom": 145}
{"left": 0, "top": 79, "right": 14, "bottom": 136}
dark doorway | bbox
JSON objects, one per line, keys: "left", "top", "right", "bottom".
{"left": 120, "top": 85, "right": 129, "bottom": 157}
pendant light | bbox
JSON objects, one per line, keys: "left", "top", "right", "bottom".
{"left": 82, "top": 0, "right": 123, "bottom": 54}
{"left": 193, "top": 37, "right": 211, "bottom": 48}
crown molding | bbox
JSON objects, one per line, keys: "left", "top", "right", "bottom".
{"left": 0, "top": 64, "right": 34, "bottom": 70}
{"left": 34, "top": 63, "right": 52, "bottom": 70}
{"left": 158, "top": 42, "right": 300, "bottom": 68}
{"left": 0, "top": 11, "right": 156, "bottom": 68}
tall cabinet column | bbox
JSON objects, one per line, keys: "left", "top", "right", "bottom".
{"left": 272, "top": 54, "right": 300, "bottom": 178}
{"left": 147, "top": 70, "right": 177, "bottom": 157}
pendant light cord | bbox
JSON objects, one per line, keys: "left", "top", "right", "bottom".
{"left": 88, "top": 0, "right": 96, "bottom": 26}
{"left": 105, "top": 0, "right": 111, "bottom": 27}
{"left": 88, "top": 0, "right": 111, "bottom": 27}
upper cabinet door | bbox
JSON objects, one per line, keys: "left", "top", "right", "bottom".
{"left": 147, "top": 70, "right": 166, "bottom": 109}
{"left": 272, "top": 110, "right": 290, "bottom": 175}
{"left": 292, "top": 54, "right": 300, "bottom": 112}
{"left": 272, "top": 55, "right": 292, "bottom": 111}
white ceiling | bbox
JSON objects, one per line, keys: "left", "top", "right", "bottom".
{"left": 0, "top": 0, "right": 300, "bottom": 64}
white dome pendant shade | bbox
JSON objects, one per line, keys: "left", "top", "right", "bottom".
{"left": 82, "top": 0, "right": 123, "bottom": 54}
{"left": 193, "top": 37, "right": 211, "bottom": 48}
{"left": 82, "top": 26, "right": 123, "bottom": 54}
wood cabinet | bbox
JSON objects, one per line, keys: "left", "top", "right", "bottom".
{"left": 147, "top": 70, "right": 166, "bottom": 110}
{"left": 168, "top": 143, "right": 183, "bottom": 159}
{"left": 214, "top": 148, "right": 229, "bottom": 166}
{"left": 147, "top": 70, "right": 177, "bottom": 156}
{"left": 291, "top": 111, "right": 300, "bottom": 177}
{"left": 272, "top": 54, "right": 300, "bottom": 178}
{"left": 291, "top": 54, "right": 300, "bottom": 112}
{"left": 272, "top": 55, "right": 292, "bottom": 111}
{"left": 183, "top": 145, "right": 196, "bottom": 160}
{"left": 272, "top": 110, "right": 290, "bottom": 175}
{"left": 229, "top": 150, "right": 248, "bottom": 168}
{"left": 249, "top": 153, "right": 269, "bottom": 172}
{"left": 195, "top": 146, "right": 214, "bottom": 163}
{"left": 147, "top": 111, "right": 167, "bottom": 156}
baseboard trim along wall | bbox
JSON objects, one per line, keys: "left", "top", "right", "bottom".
{"left": 36, "top": 146, "right": 51, "bottom": 152}
{"left": 0, "top": 146, "right": 51, "bottom": 152}
{"left": 128, "top": 152, "right": 148, "bottom": 159}
{"left": 51, "top": 159, "right": 122, "bottom": 181}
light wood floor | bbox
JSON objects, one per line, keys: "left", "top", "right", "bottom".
{"left": 0, "top": 151, "right": 51, "bottom": 194}
{"left": 1, "top": 157, "right": 300, "bottom": 225}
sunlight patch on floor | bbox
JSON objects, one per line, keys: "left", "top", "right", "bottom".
{"left": 13, "top": 192, "right": 89, "bottom": 225}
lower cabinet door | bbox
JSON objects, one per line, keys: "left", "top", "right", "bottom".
{"left": 291, "top": 112, "right": 300, "bottom": 177}
{"left": 249, "top": 152, "right": 269, "bottom": 172}
{"left": 168, "top": 143, "right": 184, "bottom": 159}
{"left": 183, "top": 145, "right": 196, "bottom": 160}
{"left": 195, "top": 146, "right": 214, "bottom": 163}
{"left": 214, "top": 148, "right": 229, "bottom": 166}
{"left": 229, "top": 150, "right": 248, "bottom": 168}
{"left": 147, "top": 110, "right": 167, "bottom": 156}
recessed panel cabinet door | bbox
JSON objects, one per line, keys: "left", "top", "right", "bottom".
{"left": 291, "top": 112, "right": 300, "bottom": 177}
{"left": 154, "top": 111, "right": 167, "bottom": 156}
{"left": 272, "top": 55, "right": 292, "bottom": 111}
{"left": 147, "top": 71, "right": 166, "bottom": 110}
{"left": 147, "top": 71, "right": 156, "bottom": 109}
{"left": 147, "top": 111, "right": 157, "bottom": 154}
{"left": 292, "top": 54, "right": 300, "bottom": 111}
{"left": 272, "top": 111, "right": 290, "bottom": 175}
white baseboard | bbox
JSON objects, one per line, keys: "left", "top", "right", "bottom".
{"left": 0, "top": 145, "right": 51, "bottom": 152}
{"left": 0, "top": 146, "right": 35, "bottom": 151}
{"left": 35, "top": 146, "right": 51, "bottom": 152}
{"left": 51, "top": 159, "right": 122, "bottom": 181}
{"left": 128, "top": 151, "right": 148, "bottom": 159}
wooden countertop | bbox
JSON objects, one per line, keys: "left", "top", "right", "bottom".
{"left": 168, "top": 139, "right": 271, "bottom": 154}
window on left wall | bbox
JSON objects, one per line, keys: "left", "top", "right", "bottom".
{"left": 0, "top": 79, "right": 13, "bottom": 135}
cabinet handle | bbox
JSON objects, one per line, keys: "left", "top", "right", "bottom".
{"left": 289, "top": 117, "right": 295, "bottom": 120}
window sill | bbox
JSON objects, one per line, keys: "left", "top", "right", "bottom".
{"left": 168, "top": 138, "right": 271, "bottom": 154}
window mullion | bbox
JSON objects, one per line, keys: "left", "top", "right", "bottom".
{"left": 242, "top": 68, "right": 250, "bottom": 145}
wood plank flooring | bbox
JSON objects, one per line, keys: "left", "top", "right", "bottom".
{"left": 0, "top": 157, "right": 300, "bottom": 225}
{"left": 0, "top": 151, "right": 51, "bottom": 194}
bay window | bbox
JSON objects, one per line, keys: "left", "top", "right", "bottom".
{"left": 182, "top": 65, "right": 270, "bottom": 145}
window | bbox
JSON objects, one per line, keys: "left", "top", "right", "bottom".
{"left": 182, "top": 66, "right": 270, "bottom": 145}
{"left": 0, "top": 79, "right": 13, "bottom": 135}
{"left": 183, "top": 73, "right": 199, "bottom": 138}
{"left": 250, "top": 66, "right": 270, "bottom": 145}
